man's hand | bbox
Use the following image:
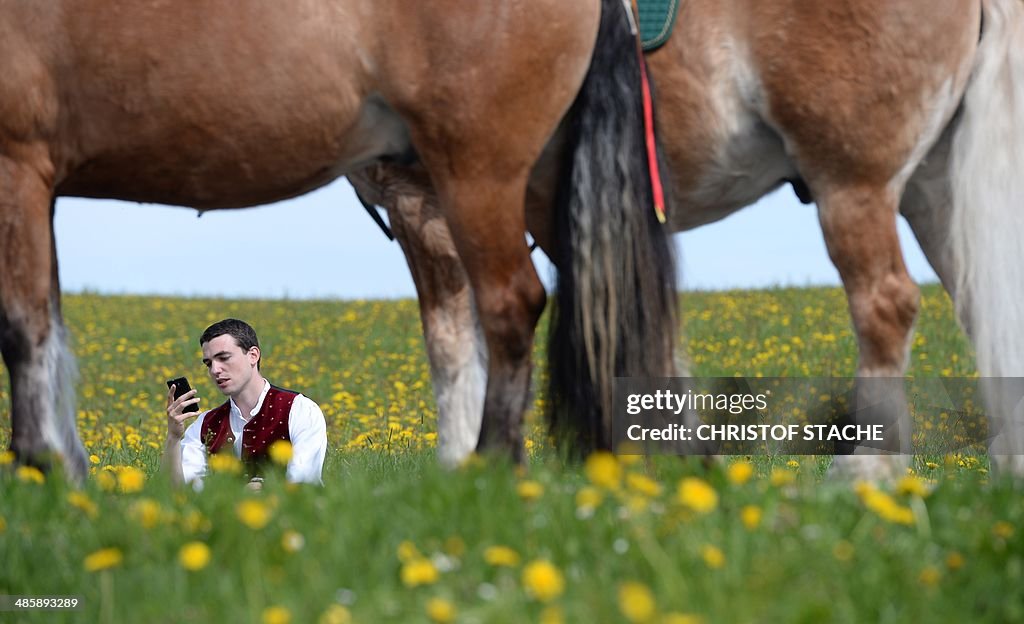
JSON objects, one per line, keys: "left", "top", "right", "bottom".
{"left": 166, "top": 384, "right": 201, "bottom": 441}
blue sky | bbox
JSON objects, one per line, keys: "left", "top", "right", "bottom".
{"left": 54, "top": 179, "right": 938, "bottom": 300}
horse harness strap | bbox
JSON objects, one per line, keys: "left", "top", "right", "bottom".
{"left": 354, "top": 187, "right": 395, "bottom": 241}
{"left": 636, "top": 0, "right": 681, "bottom": 51}
{"left": 636, "top": 35, "right": 667, "bottom": 224}
{"left": 627, "top": 0, "right": 667, "bottom": 224}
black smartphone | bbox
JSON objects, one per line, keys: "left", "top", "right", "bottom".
{"left": 166, "top": 377, "right": 199, "bottom": 413}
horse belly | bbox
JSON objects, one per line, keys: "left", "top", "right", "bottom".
{"left": 57, "top": 95, "right": 410, "bottom": 210}
{"left": 42, "top": 1, "right": 408, "bottom": 209}
{"left": 667, "top": 119, "right": 794, "bottom": 231}
{"left": 658, "top": 71, "right": 796, "bottom": 231}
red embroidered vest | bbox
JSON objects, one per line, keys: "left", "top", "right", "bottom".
{"left": 201, "top": 386, "right": 297, "bottom": 476}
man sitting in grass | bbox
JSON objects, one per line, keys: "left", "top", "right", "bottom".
{"left": 162, "top": 318, "right": 327, "bottom": 489}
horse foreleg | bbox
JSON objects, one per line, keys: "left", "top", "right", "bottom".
{"left": 351, "top": 167, "right": 487, "bottom": 468}
{"left": 0, "top": 150, "right": 87, "bottom": 482}
{"left": 818, "top": 185, "right": 919, "bottom": 480}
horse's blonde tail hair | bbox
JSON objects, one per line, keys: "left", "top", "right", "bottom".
{"left": 949, "top": 0, "right": 1024, "bottom": 464}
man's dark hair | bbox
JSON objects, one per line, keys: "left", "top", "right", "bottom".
{"left": 200, "top": 319, "right": 261, "bottom": 369}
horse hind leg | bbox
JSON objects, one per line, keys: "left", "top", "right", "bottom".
{"left": 817, "top": 183, "right": 919, "bottom": 481}
{"left": 367, "top": 169, "right": 542, "bottom": 465}
{"left": 349, "top": 166, "right": 486, "bottom": 468}
{"left": 438, "top": 176, "right": 543, "bottom": 464}
{"left": 0, "top": 149, "right": 87, "bottom": 482}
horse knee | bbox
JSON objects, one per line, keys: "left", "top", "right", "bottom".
{"left": 851, "top": 273, "right": 920, "bottom": 368}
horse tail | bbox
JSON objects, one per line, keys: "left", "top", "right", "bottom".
{"left": 547, "top": 0, "right": 677, "bottom": 454}
{"left": 948, "top": 0, "right": 1024, "bottom": 459}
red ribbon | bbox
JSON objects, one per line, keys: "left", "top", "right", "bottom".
{"left": 637, "top": 45, "right": 666, "bottom": 224}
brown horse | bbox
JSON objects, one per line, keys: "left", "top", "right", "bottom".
{"left": 0, "top": 0, "right": 680, "bottom": 481}
{"left": 352, "top": 0, "right": 1024, "bottom": 477}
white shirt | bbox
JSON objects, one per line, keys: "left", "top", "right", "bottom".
{"left": 180, "top": 380, "right": 327, "bottom": 489}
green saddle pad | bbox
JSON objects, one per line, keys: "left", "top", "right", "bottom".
{"left": 637, "top": 0, "right": 680, "bottom": 51}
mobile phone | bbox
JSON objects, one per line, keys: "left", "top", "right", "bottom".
{"left": 166, "top": 376, "right": 199, "bottom": 413}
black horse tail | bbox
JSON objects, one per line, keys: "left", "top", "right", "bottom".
{"left": 547, "top": 0, "right": 678, "bottom": 455}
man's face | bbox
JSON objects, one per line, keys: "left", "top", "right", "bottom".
{"left": 201, "top": 334, "right": 259, "bottom": 397}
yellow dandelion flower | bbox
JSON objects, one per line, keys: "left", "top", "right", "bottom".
{"left": 129, "top": 499, "right": 163, "bottom": 529}
{"left": 584, "top": 452, "right": 622, "bottom": 490}
{"left": 616, "top": 444, "right": 643, "bottom": 465}
{"left": 96, "top": 470, "right": 117, "bottom": 492}
{"left": 677, "top": 478, "right": 718, "bottom": 514}
{"left": 895, "top": 475, "right": 929, "bottom": 498}
{"left": 117, "top": 466, "right": 146, "bottom": 493}
{"left": 83, "top": 547, "right": 123, "bottom": 572}
{"left": 626, "top": 473, "right": 663, "bottom": 497}
{"left": 946, "top": 551, "right": 964, "bottom": 571}
{"left": 786, "top": 459, "right": 800, "bottom": 469}
{"left": 576, "top": 486, "right": 604, "bottom": 511}
{"left": 890, "top": 505, "right": 915, "bottom": 525}
{"left": 397, "top": 540, "right": 421, "bottom": 563}
{"left": 0, "top": 450, "right": 14, "bottom": 465}
{"left": 726, "top": 461, "right": 753, "bottom": 485}
{"left": 401, "top": 558, "right": 439, "bottom": 587}
{"left": 860, "top": 488, "right": 914, "bottom": 525}
{"left": 740, "top": 505, "right": 762, "bottom": 530}
{"left": 209, "top": 454, "right": 242, "bottom": 474}
{"left": 522, "top": 560, "right": 565, "bottom": 602}
{"left": 516, "top": 480, "right": 544, "bottom": 502}
{"left": 769, "top": 468, "right": 795, "bottom": 487}
{"left": 918, "top": 566, "right": 941, "bottom": 587}
{"left": 993, "top": 521, "right": 1014, "bottom": 539}
{"left": 236, "top": 499, "right": 271, "bottom": 530}
{"left": 181, "top": 510, "right": 210, "bottom": 534}
{"left": 67, "top": 492, "right": 98, "bottom": 519}
{"left": 833, "top": 540, "right": 855, "bottom": 562}
{"left": 425, "top": 597, "right": 456, "bottom": 623}
{"left": 618, "top": 581, "right": 656, "bottom": 623}
{"left": 318, "top": 604, "right": 352, "bottom": 624}
{"left": 662, "top": 613, "right": 704, "bottom": 624}
{"left": 701, "top": 545, "right": 725, "bottom": 569}
{"left": 16, "top": 465, "right": 45, "bottom": 485}
{"left": 484, "top": 545, "right": 521, "bottom": 567}
{"left": 925, "top": 461, "right": 940, "bottom": 470}
{"left": 852, "top": 480, "right": 873, "bottom": 497}
{"left": 268, "top": 440, "right": 293, "bottom": 466}
{"left": 178, "top": 541, "right": 211, "bottom": 571}
{"left": 281, "top": 530, "right": 305, "bottom": 553}
{"left": 262, "top": 605, "right": 291, "bottom": 624}
{"left": 89, "top": 454, "right": 101, "bottom": 465}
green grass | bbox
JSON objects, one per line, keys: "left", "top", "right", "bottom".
{"left": 2, "top": 452, "right": 1022, "bottom": 623}
{"left": 1, "top": 285, "right": 1021, "bottom": 623}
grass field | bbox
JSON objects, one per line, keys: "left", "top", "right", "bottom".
{"left": 1, "top": 285, "right": 1022, "bottom": 623}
